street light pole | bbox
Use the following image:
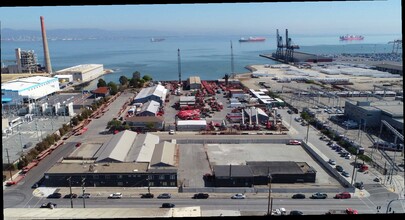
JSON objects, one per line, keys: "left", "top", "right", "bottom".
{"left": 67, "top": 176, "right": 73, "bottom": 208}
{"left": 267, "top": 173, "right": 272, "bottom": 216}
{"left": 351, "top": 149, "right": 359, "bottom": 185}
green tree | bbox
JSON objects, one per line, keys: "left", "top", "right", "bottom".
{"left": 119, "top": 75, "right": 129, "bottom": 86}
{"left": 142, "top": 75, "right": 153, "bottom": 82}
{"left": 97, "top": 78, "right": 107, "bottom": 88}
{"left": 108, "top": 119, "right": 122, "bottom": 130}
{"left": 132, "top": 71, "right": 141, "bottom": 81}
{"left": 108, "top": 81, "right": 118, "bottom": 95}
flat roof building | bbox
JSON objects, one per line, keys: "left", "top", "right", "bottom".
{"left": 211, "top": 161, "right": 316, "bottom": 187}
{"left": 344, "top": 100, "right": 403, "bottom": 132}
{"left": 1, "top": 76, "right": 59, "bottom": 104}
{"left": 54, "top": 64, "right": 104, "bottom": 83}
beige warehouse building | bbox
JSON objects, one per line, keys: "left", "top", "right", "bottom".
{"left": 54, "top": 64, "right": 104, "bottom": 82}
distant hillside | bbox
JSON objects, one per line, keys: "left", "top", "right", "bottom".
{"left": 1, "top": 28, "right": 175, "bottom": 40}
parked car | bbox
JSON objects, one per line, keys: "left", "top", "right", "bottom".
{"left": 108, "top": 193, "right": 122, "bottom": 199}
{"left": 78, "top": 193, "right": 91, "bottom": 198}
{"left": 75, "top": 142, "right": 82, "bottom": 147}
{"left": 287, "top": 109, "right": 293, "bottom": 114}
{"left": 328, "top": 159, "right": 336, "bottom": 165}
{"left": 310, "top": 192, "right": 327, "bottom": 199}
{"left": 157, "top": 193, "right": 171, "bottom": 199}
{"left": 192, "top": 193, "right": 209, "bottom": 199}
{"left": 289, "top": 210, "right": 304, "bottom": 215}
{"left": 334, "top": 192, "right": 351, "bottom": 199}
{"left": 161, "top": 203, "right": 175, "bottom": 208}
{"left": 63, "top": 193, "right": 78, "bottom": 199}
{"left": 373, "top": 177, "right": 381, "bottom": 182}
{"left": 40, "top": 202, "right": 57, "bottom": 209}
{"left": 287, "top": 140, "right": 301, "bottom": 145}
{"left": 335, "top": 165, "right": 344, "bottom": 172}
{"left": 327, "top": 141, "right": 334, "bottom": 146}
{"left": 47, "top": 193, "right": 62, "bottom": 199}
{"left": 341, "top": 171, "right": 350, "bottom": 177}
{"left": 292, "top": 193, "right": 306, "bottom": 199}
{"left": 140, "top": 193, "right": 154, "bottom": 198}
{"left": 31, "top": 183, "right": 39, "bottom": 189}
{"left": 231, "top": 193, "right": 246, "bottom": 199}
{"left": 354, "top": 182, "right": 364, "bottom": 190}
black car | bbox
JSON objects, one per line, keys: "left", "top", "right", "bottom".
{"left": 292, "top": 193, "right": 306, "bottom": 199}
{"left": 63, "top": 193, "right": 78, "bottom": 199}
{"left": 140, "top": 193, "right": 154, "bottom": 198}
{"left": 192, "top": 193, "right": 209, "bottom": 199}
{"left": 290, "top": 210, "right": 304, "bottom": 215}
{"left": 335, "top": 165, "right": 344, "bottom": 172}
{"left": 40, "top": 202, "right": 57, "bottom": 209}
{"left": 47, "top": 193, "right": 62, "bottom": 199}
{"left": 161, "top": 203, "right": 175, "bottom": 208}
{"left": 287, "top": 109, "right": 293, "bottom": 114}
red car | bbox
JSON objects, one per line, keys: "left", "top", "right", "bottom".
{"left": 75, "top": 142, "right": 82, "bottom": 147}
{"left": 334, "top": 192, "right": 351, "bottom": 199}
{"left": 288, "top": 140, "right": 302, "bottom": 145}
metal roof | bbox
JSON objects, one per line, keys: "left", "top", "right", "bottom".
{"left": 55, "top": 64, "right": 103, "bottom": 73}
{"left": 139, "top": 100, "right": 160, "bottom": 115}
{"left": 125, "top": 133, "right": 159, "bottom": 163}
{"left": 46, "top": 162, "right": 148, "bottom": 174}
{"left": 1, "top": 76, "right": 58, "bottom": 92}
{"left": 244, "top": 107, "right": 268, "bottom": 117}
{"left": 213, "top": 165, "right": 253, "bottom": 177}
{"left": 134, "top": 84, "right": 167, "bottom": 102}
{"left": 95, "top": 130, "right": 137, "bottom": 163}
{"left": 150, "top": 141, "right": 176, "bottom": 167}
{"left": 188, "top": 76, "right": 201, "bottom": 84}
{"left": 177, "top": 120, "right": 207, "bottom": 126}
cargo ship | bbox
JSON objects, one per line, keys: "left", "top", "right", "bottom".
{"left": 339, "top": 35, "right": 364, "bottom": 41}
{"left": 239, "top": 37, "right": 266, "bottom": 42}
{"left": 150, "top": 38, "right": 165, "bottom": 42}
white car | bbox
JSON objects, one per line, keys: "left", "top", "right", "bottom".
{"left": 108, "top": 193, "right": 122, "bottom": 199}
{"left": 231, "top": 193, "right": 246, "bottom": 199}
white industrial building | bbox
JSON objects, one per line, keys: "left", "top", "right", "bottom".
{"left": 1, "top": 76, "right": 59, "bottom": 105}
{"left": 133, "top": 84, "right": 167, "bottom": 105}
{"left": 136, "top": 100, "right": 160, "bottom": 116}
{"left": 54, "top": 64, "right": 104, "bottom": 82}
{"left": 176, "top": 120, "right": 207, "bottom": 131}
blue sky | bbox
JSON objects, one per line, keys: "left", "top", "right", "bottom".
{"left": 0, "top": 1, "right": 402, "bottom": 36}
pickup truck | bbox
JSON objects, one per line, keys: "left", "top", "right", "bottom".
{"left": 192, "top": 193, "right": 209, "bottom": 199}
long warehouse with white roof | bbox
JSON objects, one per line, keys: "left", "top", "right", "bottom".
{"left": 1, "top": 76, "right": 59, "bottom": 105}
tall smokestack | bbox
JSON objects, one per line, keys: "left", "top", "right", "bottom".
{"left": 40, "top": 16, "right": 52, "bottom": 74}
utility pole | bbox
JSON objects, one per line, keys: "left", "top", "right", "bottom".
{"left": 6, "top": 148, "right": 13, "bottom": 181}
{"left": 305, "top": 122, "right": 310, "bottom": 143}
{"left": 82, "top": 177, "right": 86, "bottom": 208}
{"left": 67, "top": 176, "right": 73, "bottom": 208}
